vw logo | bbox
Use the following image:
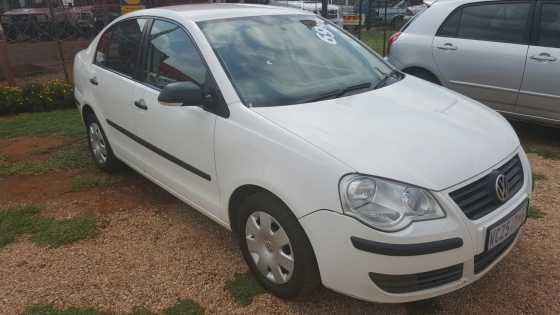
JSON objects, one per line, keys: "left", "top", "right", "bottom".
{"left": 495, "top": 174, "right": 510, "bottom": 202}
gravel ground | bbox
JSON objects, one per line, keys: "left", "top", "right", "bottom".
{"left": 0, "top": 122, "right": 559, "bottom": 314}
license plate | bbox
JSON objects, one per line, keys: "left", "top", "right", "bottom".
{"left": 486, "top": 200, "right": 528, "bottom": 251}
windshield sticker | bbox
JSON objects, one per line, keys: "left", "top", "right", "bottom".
{"left": 313, "top": 26, "right": 337, "bottom": 45}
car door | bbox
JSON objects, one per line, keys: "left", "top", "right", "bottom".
{"left": 91, "top": 18, "right": 148, "bottom": 168}
{"left": 133, "top": 19, "right": 222, "bottom": 217}
{"left": 432, "top": 1, "right": 532, "bottom": 112}
{"left": 517, "top": 1, "right": 560, "bottom": 121}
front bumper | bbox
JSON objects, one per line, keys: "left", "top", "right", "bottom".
{"left": 299, "top": 149, "right": 531, "bottom": 303}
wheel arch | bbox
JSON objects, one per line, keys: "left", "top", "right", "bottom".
{"left": 402, "top": 66, "right": 442, "bottom": 85}
{"left": 81, "top": 104, "right": 96, "bottom": 123}
{"left": 228, "top": 184, "right": 292, "bottom": 235}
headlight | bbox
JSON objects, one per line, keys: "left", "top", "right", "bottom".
{"left": 36, "top": 15, "right": 48, "bottom": 23}
{"left": 339, "top": 174, "right": 445, "bottom": 232}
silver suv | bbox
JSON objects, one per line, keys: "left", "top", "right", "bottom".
{"left": 387, "top": 0, "right": 560, "bottom": 126}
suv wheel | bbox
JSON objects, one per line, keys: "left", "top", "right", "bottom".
{"left": 237, "top": 192, "right": 321, "bottom": 299}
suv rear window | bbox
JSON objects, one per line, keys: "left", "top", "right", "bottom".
{"left": 437, "top": 2, "right": 531, "bottom": 45}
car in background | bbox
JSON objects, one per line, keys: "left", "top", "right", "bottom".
{"left": 269, "top": 0, "right": 343, "bottom": 25}
{"left": 69, "top": 0, "right": 120, "bottom": 35}
{"left": 0, "top": 0, "right": 69, "bottom": 40}
{"left": 387, "top": 0, "right": 560, "bottom": 126}
{"left": 75, "top": 3, "right": 532, "bottom": 304}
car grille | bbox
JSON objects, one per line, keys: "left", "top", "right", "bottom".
{"left": 369, "top": 264, "right": 463, "bottom": 294}
{"left": 474, "top": 231, "right": 518, "bottom": 274}
{"left": 450, "top": 155, "right": 524, "bottom": 220}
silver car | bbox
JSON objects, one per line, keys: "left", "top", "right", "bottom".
{"left": 387, "top": 0, "right": 560, "bottom": 126}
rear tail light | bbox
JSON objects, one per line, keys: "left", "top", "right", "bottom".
{"left": 387, "top": 31, "right": 401, "bottom": 56}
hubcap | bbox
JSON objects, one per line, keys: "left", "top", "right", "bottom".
{"left": 245, "top": 211, "right": 294, "bottom": 284}
{"left": 89, "top": 122, "right": 107, "bottom": 165}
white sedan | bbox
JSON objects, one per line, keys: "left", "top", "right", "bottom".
{"left": 74, "top": 3, "right": 532, "bottom": 303}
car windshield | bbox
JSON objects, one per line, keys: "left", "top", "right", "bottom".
{"left": 198, "top": 15, "right": 396, "bottom": 107}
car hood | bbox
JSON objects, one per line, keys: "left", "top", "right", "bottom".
{"left": 252, "top": 76, "right": 520, "bottom": 191}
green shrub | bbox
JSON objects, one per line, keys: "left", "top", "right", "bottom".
{"left": 0, "top": 86, "right": 24, "bottom": 115}
{"left": 21, "top": 82, "right": 45, "bottom": 112}
{"left": 0, "top": 80, "right": 73, "bottom": 116}
{"left": 43, "top": 80, "right": 74, "bottom": 110}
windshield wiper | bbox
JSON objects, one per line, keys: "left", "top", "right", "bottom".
{"left": 302, "top": 82, "right": 372, "bottom": 103}
{"left": 374, "top": 70, "right": 402, "bottom": 90}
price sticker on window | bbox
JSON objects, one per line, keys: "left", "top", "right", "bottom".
{"left": 313, "top": 26, "right": 336, "bottom": 45}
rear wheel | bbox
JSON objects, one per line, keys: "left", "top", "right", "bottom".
{"left": 85, "top": 112, "right": 121, "bottom": 172}
{"left": 236, "top": 192, "right": 321, "bottom": 299}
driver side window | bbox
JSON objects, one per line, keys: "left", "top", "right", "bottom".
{"left": 143, "top": 20, "right": 208, "bottom": 89}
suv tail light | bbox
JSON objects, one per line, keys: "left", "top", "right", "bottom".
{"left": 387, "top": 32, "right": 401, "bottom": 56}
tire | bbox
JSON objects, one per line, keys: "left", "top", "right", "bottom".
{"left": 404, "top": 68, "right": 441, "bottom": 85}
{"left": 85, "top": 112, "right": 121, "bottom": 172}
{"left": 236, "top": 192, "right": 321, "bottom": 299}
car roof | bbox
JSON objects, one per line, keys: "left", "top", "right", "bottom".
{"left": 128, "top": 3, "right": 313, "bottom": 21}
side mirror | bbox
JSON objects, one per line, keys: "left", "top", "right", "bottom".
{"left": 158, "top": 82, "right": 203, "bottom": 107}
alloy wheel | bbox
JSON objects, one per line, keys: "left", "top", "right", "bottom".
{"left": 89, "top": 122, "right": 108, "bottom": 165}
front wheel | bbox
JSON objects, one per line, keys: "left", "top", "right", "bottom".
{"left": 237, "top": 192, "right": 321, "bottom": 299}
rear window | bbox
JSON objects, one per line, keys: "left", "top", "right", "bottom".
{"left": 436, "top": 2, "right": 531, "bottom": 45}
{"left": 536, "top": 3, "right": 560, "bottom": 48}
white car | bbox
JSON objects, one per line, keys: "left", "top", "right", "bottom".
{"left": 74, "top": 3, "right": 532, "bottom": 303}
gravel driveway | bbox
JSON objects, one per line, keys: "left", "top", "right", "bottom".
{"left": 0, "top": 114, "right": 559, "bottom": 315}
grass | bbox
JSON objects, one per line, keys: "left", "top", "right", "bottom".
{"left": 0, "top": 205, "right": 97, "bottom": 249}
{"left": 22, "top": 305, "right": 109, "bottom": 315}
{"left": 47, "top": 140, "right": 95, "bottom": 170}
{"left": 22, "top": 303, "right": 202, "bottom": 315}
{"left": 525, "top": 146, "right": 560, "bottom": 160}
{"left": 359, "top": 30, "right": 396, "bottom": 56}
{"left": 405, "top": 298, "right": 441, "bottom": 315}
{"left": 224, "top": 272, "right": 266, "bottom": 306}
{"left": 0, "top": 205, "right": 42, "bottom": 248}
{"left": 31, "top": 216, "right": 97, "bottom": 248}
{"left": 533, "top": 173, "right": 547, "bottom": 182}
{"left": 0, "top": 140, "right": 93, "bottom": 177}
{"left": 127, "top": 307, "right": 158, "bottom": 315}
{"left": 0, "top": 156, "right": 50, "bottom": 176}
{"left": 527, "top": 205, "right": 546, "bottom": 219}
{"left": 164, "top": 299, "right": 204, "bottom": 315}
{"left": 0, "top": 110, "right": 83, "bottom": 139}
{"left": 69, "top": 174, "right": 123, "bottom": 192}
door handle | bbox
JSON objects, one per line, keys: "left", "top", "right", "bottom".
{"left": 530, "top": 53, "right": 557, "bottom": 62}
{"left": 134, "top": 99, "right": 148, "bottom": 110}
{"left": 89, "top": 77, "right": 99, "bottom": 85}
{"left": 437, "top": 43, "right": 458, "bottom": 51}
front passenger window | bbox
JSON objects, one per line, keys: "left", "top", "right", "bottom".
{"left": 144, "top": 20, "right": 208, "bottom": 89}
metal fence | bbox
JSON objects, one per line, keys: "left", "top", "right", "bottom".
{"left": 0, "top": 0, "right": 423, "bottom": 86}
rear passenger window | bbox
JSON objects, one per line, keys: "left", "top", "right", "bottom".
{"left": 437, "top": 8, "right": 461, "bottom": 37}
{"left": 536, "top": 4, "right": 560, "bottom": 48}
{"left": 94, "top": 19, "right": 147, "bottom": 77}
{"left": 436, "top": 2, "right": 531, "bottom": 44}
{"left": 143, "top": 20, "right": 208, "bottom": 89}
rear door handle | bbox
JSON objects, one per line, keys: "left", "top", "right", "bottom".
{"left": 134, "top": 99, "right": 148, "bottom": 110}
{"left": 530, "top": 53, "right": 557, "bottom": 62}
{"left": 89, "top": 77, "right": 98, "bottom": 85}
{"left": 437, "top": 43, "right": 458, "bottom": 51}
